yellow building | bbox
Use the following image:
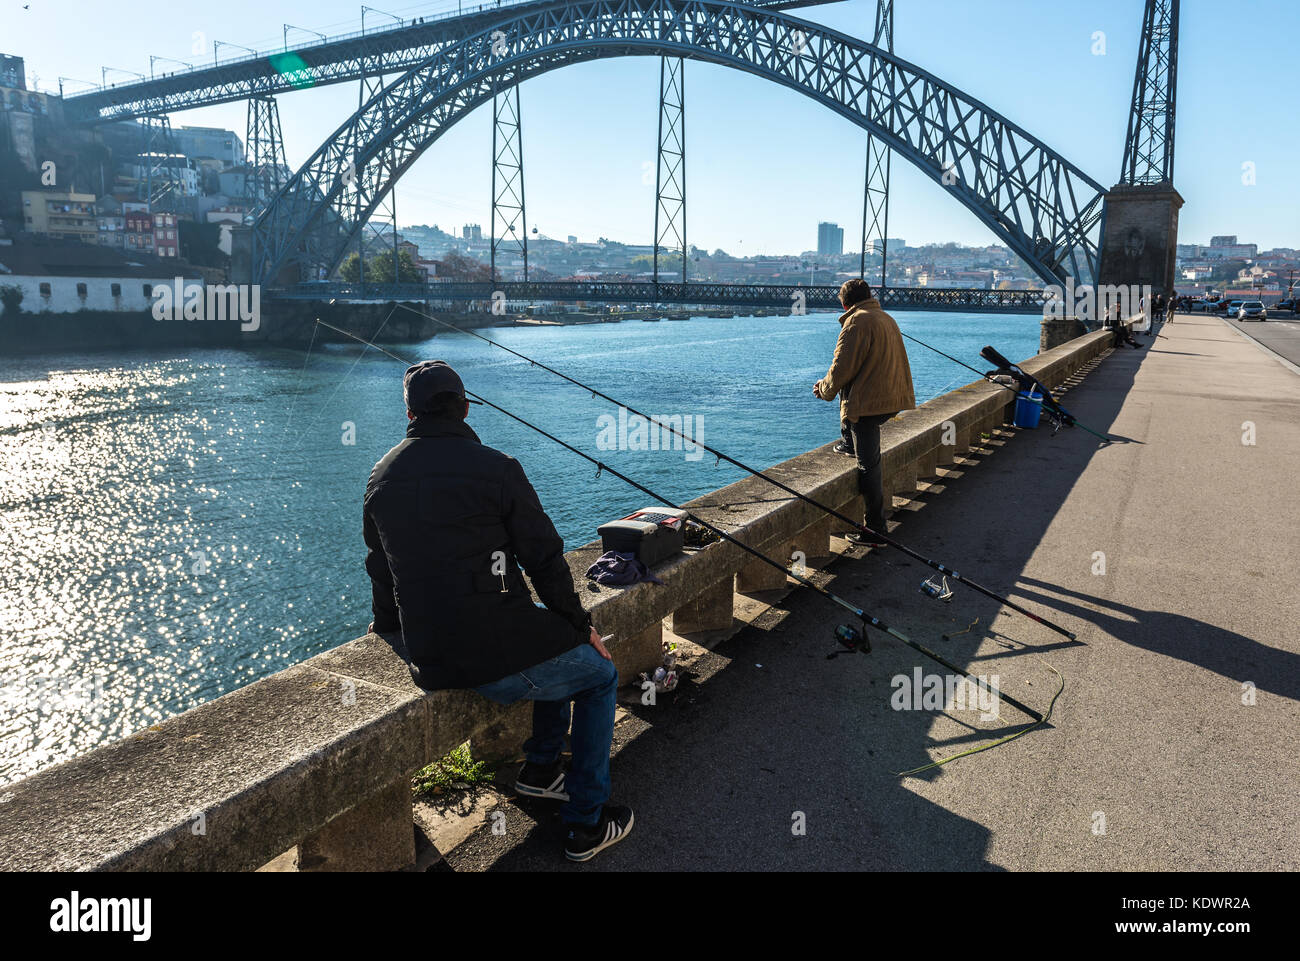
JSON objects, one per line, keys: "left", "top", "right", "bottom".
{"left": 21, "top": 190, "right": 98, "bottom": 244}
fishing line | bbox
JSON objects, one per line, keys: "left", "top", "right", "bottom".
{"left": 258, "top": 306, "right": 401, "bottom": 522}
{"left": 942, "top": 616, "right": 979, "bottom": 641}
{"left": 388, "top": 303, "right": 1079, "bottom": 642}
{"left": 895, "top": 658, "right": 1064, "bottom": 777}
{"left": 314, "top": 319, "right": 1047, "bottom": 725}
{"left": 282, "top": 305, "right": 400, "bottom": 458}
{"left": 277, "top": 317, "right": 320, "bottom": 443}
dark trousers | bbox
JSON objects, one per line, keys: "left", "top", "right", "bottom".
{"left": 847, "top": 413, "right": 893, "bottom": 534}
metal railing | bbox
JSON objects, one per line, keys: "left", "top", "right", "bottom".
{"left": 269, "top": 281, "right": 1050, "bottom": 313}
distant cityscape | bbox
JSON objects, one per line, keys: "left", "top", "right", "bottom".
{"left": 1, "top": 49, "right": 1295, "bottom": 315}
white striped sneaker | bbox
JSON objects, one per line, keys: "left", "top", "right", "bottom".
{"left": 515, "top": 761, "right": 569, "bottom": 801}
{"left": 564, "top": 804, "right": 635, "bottom": 862}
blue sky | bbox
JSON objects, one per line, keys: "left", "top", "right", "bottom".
{"left": 8, "top": 0, "right": 1298, "bottom": 253}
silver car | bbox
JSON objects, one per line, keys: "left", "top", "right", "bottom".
{"left": 1239, "top": 301, "right": 1267, "bottom": 321}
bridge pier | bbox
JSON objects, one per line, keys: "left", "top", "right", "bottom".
{"left": 1040, "top": 316, "right": 1087, "bottom": 351}
{"left": 1098, "top": 184, "right": 1184, "bottom": 295}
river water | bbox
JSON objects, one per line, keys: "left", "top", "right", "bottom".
{"left": 0, "top": 310, "right": 1038, "bottom": 784}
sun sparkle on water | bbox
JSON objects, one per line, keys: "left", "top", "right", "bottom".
{"left": 0, "top": 313, "right": 1039, "bottom": 784}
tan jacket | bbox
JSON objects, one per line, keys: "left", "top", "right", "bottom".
{"left": 816, "top": 297, "right": 916, "bottom": 422}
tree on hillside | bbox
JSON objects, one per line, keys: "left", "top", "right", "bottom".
{"left": 630, "top": 252, "right": 683, "bottom": 270}
{"left": 0, "top": 284, "right": 23, "bottom": 317}
{"left": 1210, "top": 259, "right": 1249, "bottom": 283}
{"left": 338, "top": 249, "right": 425, "bottom": 283}
{"left": 437, "top": 251, "right": 491, "bottom": 281}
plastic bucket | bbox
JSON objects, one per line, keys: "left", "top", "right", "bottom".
{"left": 1013, "top": 390, "right": 1043, "bottom": 429}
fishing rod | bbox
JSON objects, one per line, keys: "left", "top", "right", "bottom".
{"left": 979, "top": 343, "right": 1113, "bottom": 443}
{"left": 897, "top": 332, "right": 1112, "bottom": 443}
{"left": 313, "top": 319, "right": 1045, "bottom": 723}
{"left": 386, "top": 304, "right": 1079, "bottom": 642}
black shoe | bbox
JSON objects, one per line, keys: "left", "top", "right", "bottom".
{"left": 832, "top": 441, "right": 854, "bottom": 456}
{"left": 564, "top": 804, "right": 634, "bottom": 862}
{"left": 846, "top": 530, "right": 888, "bottom": 548}
{"left": 515, "top": 760, "right": 568, "bottom": 801}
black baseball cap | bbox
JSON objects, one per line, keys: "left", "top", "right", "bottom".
{"left": 403, "top": 360, "right": 483, "bottom": 413}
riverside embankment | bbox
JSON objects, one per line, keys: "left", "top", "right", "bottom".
{"left": 442, "top": 311, "right": 1300, "bottom": 872}
{"left": 0, "top": 310, "right": 1039, "bottom": 785}
{"left": 0, "top": 319, "right": 1154, "bottom": 871}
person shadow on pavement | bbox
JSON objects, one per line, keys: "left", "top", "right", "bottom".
{"left": 1015, "top": 577, "right": 1299, "bottom": 702}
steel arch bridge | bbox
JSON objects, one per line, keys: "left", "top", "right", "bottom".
{"left": 251, "top": 0, "right": 1107, "bottom": 289}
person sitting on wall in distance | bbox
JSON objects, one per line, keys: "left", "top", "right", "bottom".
{"left": 362, "top": 360, "right": 633, "bottom": 863}
{"left": 813, "top": 278, "right": 916, "bottom": 548}
{"left": 1104, "top": 306, "right": 1144, "bottom": 349}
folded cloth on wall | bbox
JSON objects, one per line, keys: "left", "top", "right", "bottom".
{"left": 585, "top": 550, "right": 664, "bottom": 587}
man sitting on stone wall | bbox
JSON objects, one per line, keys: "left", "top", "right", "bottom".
{"left": 362, "top": 360, "right": 634, "bottom": 863}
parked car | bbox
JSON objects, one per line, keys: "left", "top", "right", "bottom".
{"left": 1271, "top": 298, "right": 1296, "bottom": 314}
{"left": 1188, "top": 299, "right": 1215, "bottom": 312}
{"left": 1225, "top": 300, "right": 1245, "bottom": 318}
{"left": 1239, "top": 301, "right": 1267, "bottom": 321}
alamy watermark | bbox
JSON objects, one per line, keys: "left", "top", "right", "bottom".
{"left": 49, "top": 892, "right": 151, "bottom": 941}
{"left": 1042, "top": 279, "right": 1152, "bottom": 326}
{"left": 891, "top": 667, "right": 1002, "bottom": 720}
{"left": 596, "top": 406, "right": 704, "bottom": 462}
{"left": 0, "top": 672, "right": 107, "bottom": 722}
{"left": 151, "top": 278, "right": 261, "bottom": 331}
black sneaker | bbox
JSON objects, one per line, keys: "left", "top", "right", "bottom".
{"left": 515, "top": 760, "right": 568, "bottom": 801}
{"left": 846, "top": 530, "right": 888, "bottom": 548}
{"left": 832, "top": 442, "right": 855, "bottom": 456}
{"left": 564, "top": 804, "right": 635, "bottom": 862}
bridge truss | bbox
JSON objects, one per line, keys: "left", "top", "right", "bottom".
{"left": 246, "top": 0, "right": 1106, "bottom": 290}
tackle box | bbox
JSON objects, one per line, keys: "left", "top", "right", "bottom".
{"left": 597, "top": 508, "right": 688, "bottom": 568}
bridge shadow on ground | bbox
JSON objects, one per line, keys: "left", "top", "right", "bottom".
{"left": 443, "top": 334, "right": 1180, "bottom": 871}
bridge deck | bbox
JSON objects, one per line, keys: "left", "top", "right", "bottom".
{"left": 270, "top": 282, "right": 1049, "bottom": 313}
{"left": 63, "top": 0, "right": 843, "bottom": 122}
{"left": 433, "top": 312, "right": 1300, "bottom": 870}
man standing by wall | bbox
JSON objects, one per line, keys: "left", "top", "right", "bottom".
{"left": 363, "top": 360, "right": 633, "bottom": 863}
{"left": 813, "top": 279, "right": 916, "bottom": 546}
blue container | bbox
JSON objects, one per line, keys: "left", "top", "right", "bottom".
{"left": 1013, "top": 390, "right": 1043, "bottom": 428}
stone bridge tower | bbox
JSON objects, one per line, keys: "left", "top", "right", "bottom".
{"left": 1098, "top": 0, "right": 1182, "bottom": 296}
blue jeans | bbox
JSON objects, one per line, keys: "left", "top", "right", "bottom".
{"left": 474, "top": 643, "right": 618, "bottom": 827}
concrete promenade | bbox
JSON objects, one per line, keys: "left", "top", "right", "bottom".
{"left": 436, "top": 312, "right": 1300, "bottom": 871}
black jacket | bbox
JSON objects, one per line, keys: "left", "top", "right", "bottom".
{"left": 363, "top": 414, "right": 591, "bottom": 690}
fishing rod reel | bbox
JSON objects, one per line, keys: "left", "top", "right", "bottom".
{"left": 920, "top": 574, "right": 954, "bottom": 602}
{"left": 828, "top": 620, "right": 871, "bottom": 660}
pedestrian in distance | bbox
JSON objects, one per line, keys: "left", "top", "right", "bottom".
{"left": 1149, "top": 293, "right": 1164, "bottom": 335}
{"left": 814, "top": 278, "right": 916, "bottom": 547}
{"left": 362, "top": 360, "right": 633, "bottom": 863}
{"left": 1105, "top": 309, "right": 1144, "bottom": 349}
